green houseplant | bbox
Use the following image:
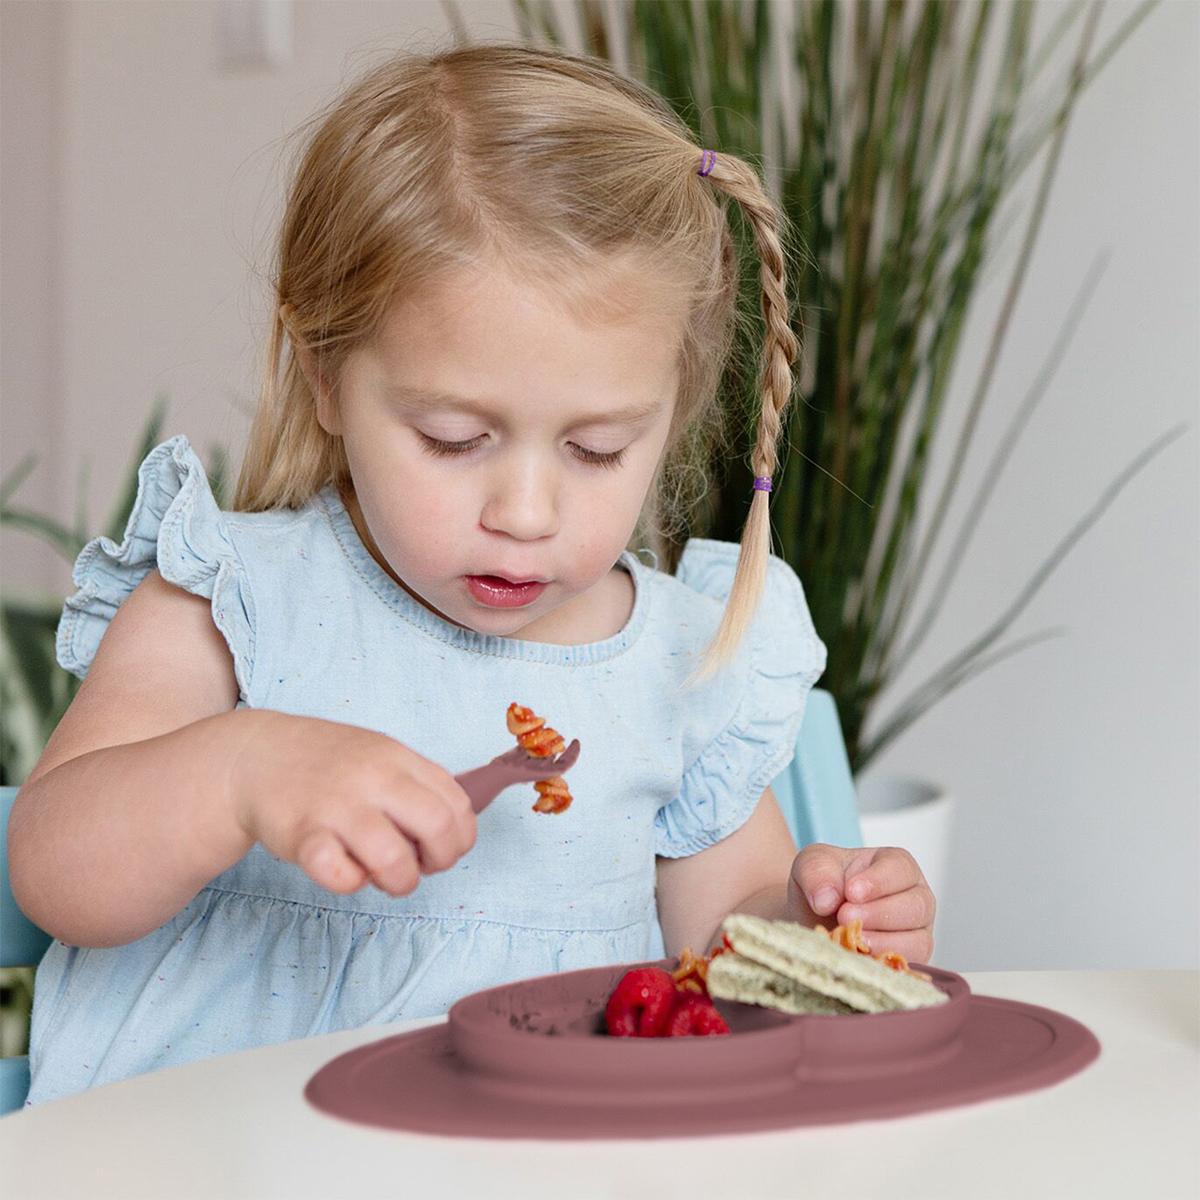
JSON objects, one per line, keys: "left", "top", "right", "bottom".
{"left": 473, "top": 0, "right": 1185, "bottom": 774}
{"left": 0, "top": 396, "right": 229, "bottom": 787}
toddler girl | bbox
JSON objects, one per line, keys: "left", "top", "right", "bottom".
{"left": 11, "top": 44, "right": 935, "bottom": 1106}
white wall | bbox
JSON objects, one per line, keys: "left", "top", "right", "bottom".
{"left": 862, "top": 0, "right": 1199, "bottom": 971}
{"left": 2, "top": 0, "right": 1196, "bottom": 970}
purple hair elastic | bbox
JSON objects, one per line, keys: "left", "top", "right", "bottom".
{"left": 752, "top": 476, "right": 773, "bottom": 493}
{"left": 698, "top": 149, "right": 717, "bottom": 177}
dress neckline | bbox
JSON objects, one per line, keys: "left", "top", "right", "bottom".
{"left": 315, "top": 484, "right": 653, "bottom": 664}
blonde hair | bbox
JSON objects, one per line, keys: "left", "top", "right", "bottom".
{"left": 235, "top": 42, "right": 802, "bottom": 685}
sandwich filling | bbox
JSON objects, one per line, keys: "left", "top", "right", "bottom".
{"left": 706, "top": 953, "right": 857, "bottom": 1015}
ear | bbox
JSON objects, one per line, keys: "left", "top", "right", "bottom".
{"left": 279, "top": 303, "right": 341, "bottom": 435}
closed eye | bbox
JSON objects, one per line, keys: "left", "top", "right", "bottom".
{"left": 418, "top": 433, "right": 487, "bottom": 458}
{"left": 417, "top": 434, "right": 627, "bottom": 470}
{"left": 570, "top": 444, "right": 627, "bottom": 470}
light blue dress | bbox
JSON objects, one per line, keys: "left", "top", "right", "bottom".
{"left": 25, "top": 434, "right": 826, "bottom": 1106}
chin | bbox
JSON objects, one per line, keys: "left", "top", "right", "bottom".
{"left": 465, "top": 604, "right": 541, "bottom": 630}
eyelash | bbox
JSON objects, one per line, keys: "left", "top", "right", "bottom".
{"left": 417, "top": 434, "right": 627, "bottom": 471}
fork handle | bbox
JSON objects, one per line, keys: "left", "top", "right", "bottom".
{"left": 453, "top": 764, "right": 508, "bottom": 815}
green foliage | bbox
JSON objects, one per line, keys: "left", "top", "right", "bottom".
{"left": 0, "top": 396, "right": 229, "bottom": 785}
{"left": 501, "top": 0, "right": 1182, "bottom": 770}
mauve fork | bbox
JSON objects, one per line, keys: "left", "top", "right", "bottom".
{"left": 454, "top": 738, "right": 582, "bottom": 814}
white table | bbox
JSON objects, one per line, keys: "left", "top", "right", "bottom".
{"left": 3, "top": 971, "right": 1197, "bottom": 1200}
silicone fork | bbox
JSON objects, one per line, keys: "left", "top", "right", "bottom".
{"left": 454, "top": 739, "right": 582, "bottom": 814}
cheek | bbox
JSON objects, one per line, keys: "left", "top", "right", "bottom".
{"left": 558, "top": 475, "right": 652, "bottom": 571}
{"left": 357, "top": 469, "right": 469, "bottom": 572}
{"left": 600, "top": 454, "right": 659, "bottom": 531}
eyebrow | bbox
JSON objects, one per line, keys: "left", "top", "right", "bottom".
{"left": 386, "top": 384, "right": 665, "bottom": 429}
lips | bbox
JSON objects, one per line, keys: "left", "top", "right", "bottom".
{"left": 465, "top": 574, "right": 549, "bottom": 609}
{"left": 476, "top": 572, "right": 547, "bottom": 585}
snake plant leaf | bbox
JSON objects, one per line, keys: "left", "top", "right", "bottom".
{"left": 0, "top": 453, "right": 38, "bottom": 508}
{"left": 492, "top": 0, "right": 1167, "bottom": 772}
{"left": 0, "top": 509, "right": 84, "bottom": 563}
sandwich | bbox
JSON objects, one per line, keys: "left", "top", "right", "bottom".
{"left": 705, "top": 913, "right": 949, "bottom": 1015}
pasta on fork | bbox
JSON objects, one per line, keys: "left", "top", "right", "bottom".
{"left": 506, "top": 702, "right": 574, "bottom": 813}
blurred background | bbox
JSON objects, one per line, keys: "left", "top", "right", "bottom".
{"left": 1, "top": 0, "right": 1195, "bottom": 1056}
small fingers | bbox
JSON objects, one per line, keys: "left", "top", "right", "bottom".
{"left": 297, "top": 829, "right": 369, "bottom": 894}
{"left": 404, "top": 760, "right": 477, "bottom": 854}
{"left": 833, "top": 881, "right": 935, "bottom": 965}
{"left": 842, "top": 846, "right": 925, "bottom": 904}
{"left": 835, "top": 883, "right": 934, "bottom": 934}
{"left": 791, "top": 843, "right": 855, "bottom": 916}
{"left": 394, "top": 794, "right": 469, "bottom": 875}
{"left": 369, "top": 845, "right": 422, "bottom": 897}
{"left": 336, "top": 807, "right": 422, "bottom": 896}
{"left": 849, "top": 926, "right": 935, "bottom": 967}
{"left": 379, "top": 785, "right": 477, "bottom": 873}
{"left": 364, "top": 767, "right": 481, "bottom": 880}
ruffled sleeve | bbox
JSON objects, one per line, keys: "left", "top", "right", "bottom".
{"left": 653, "top": 538, "right": 827, "bottom": 857}
{"left": 55, "top": 434, "right": 256, "bottom": 698}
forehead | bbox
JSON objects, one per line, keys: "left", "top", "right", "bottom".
{"left": 386, "top": 384, "right": 667, "bottom": 428}
{"left": 367, "top": 260, "right": 685, "bottom": 420}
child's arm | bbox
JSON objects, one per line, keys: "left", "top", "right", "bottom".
{"left": 8, "top": 569, "right": 259, "bottom": 948}
{"left": 655, "top": 786, "right": 797, "bottom": 957}
{"left": 10, "top": 570, "right": 477, "bottom": 950}
{"left": 656, "top": 787, "right": 936, "bottom": 964}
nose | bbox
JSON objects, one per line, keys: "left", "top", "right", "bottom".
{"left": 479, "top": 458, "right": 560, "bottom": 541}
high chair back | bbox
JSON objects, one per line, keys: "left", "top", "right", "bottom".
{"left": 1, "top": 784, "right": 54, "bottom": 1115}
{"left": 772, "top": 688, "right": 864, "bottom": 849}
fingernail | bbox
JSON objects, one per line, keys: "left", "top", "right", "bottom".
{"left": 848, "top": 877, "right": 870, "bottom": 902}
{"left": 811, "top": 888, "right": 839, "bottom": 914}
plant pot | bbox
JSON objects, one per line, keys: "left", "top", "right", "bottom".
{"left": 855, "top": 775, "right": 954, "bottom": 945}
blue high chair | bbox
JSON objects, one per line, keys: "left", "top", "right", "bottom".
{"left": 1, "top": 783, "right": 55, "bottom": 1115}
{"left": 0, "top": 687, "right": 860, "bottom": 1114}
{"left": 771, "top": 688, "right": 863, "bottom": 850}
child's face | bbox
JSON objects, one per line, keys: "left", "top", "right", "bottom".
{"left": 304, "top": 262, "right": 683, "bottom": 641}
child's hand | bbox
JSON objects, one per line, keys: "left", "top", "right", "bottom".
{"left": 227, "top": 710, "right": 476, "bottom": 897}
{"left": 786, "top": 844, "right": 936, "bottom": 965}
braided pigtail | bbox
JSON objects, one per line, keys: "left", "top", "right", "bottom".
{"left": 682, "top": 149, "right": 800, "bottom": 689}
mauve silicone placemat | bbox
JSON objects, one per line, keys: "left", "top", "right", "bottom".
{"left": 304, "top": 962, "right": 1101, "bottom": 1138}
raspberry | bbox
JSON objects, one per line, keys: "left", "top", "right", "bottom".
{"left": 605, "top": 967, "right": 678, "bottom": 1037}
{"left": 664, "top": 993, "right": 731, "bottom": 1037}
